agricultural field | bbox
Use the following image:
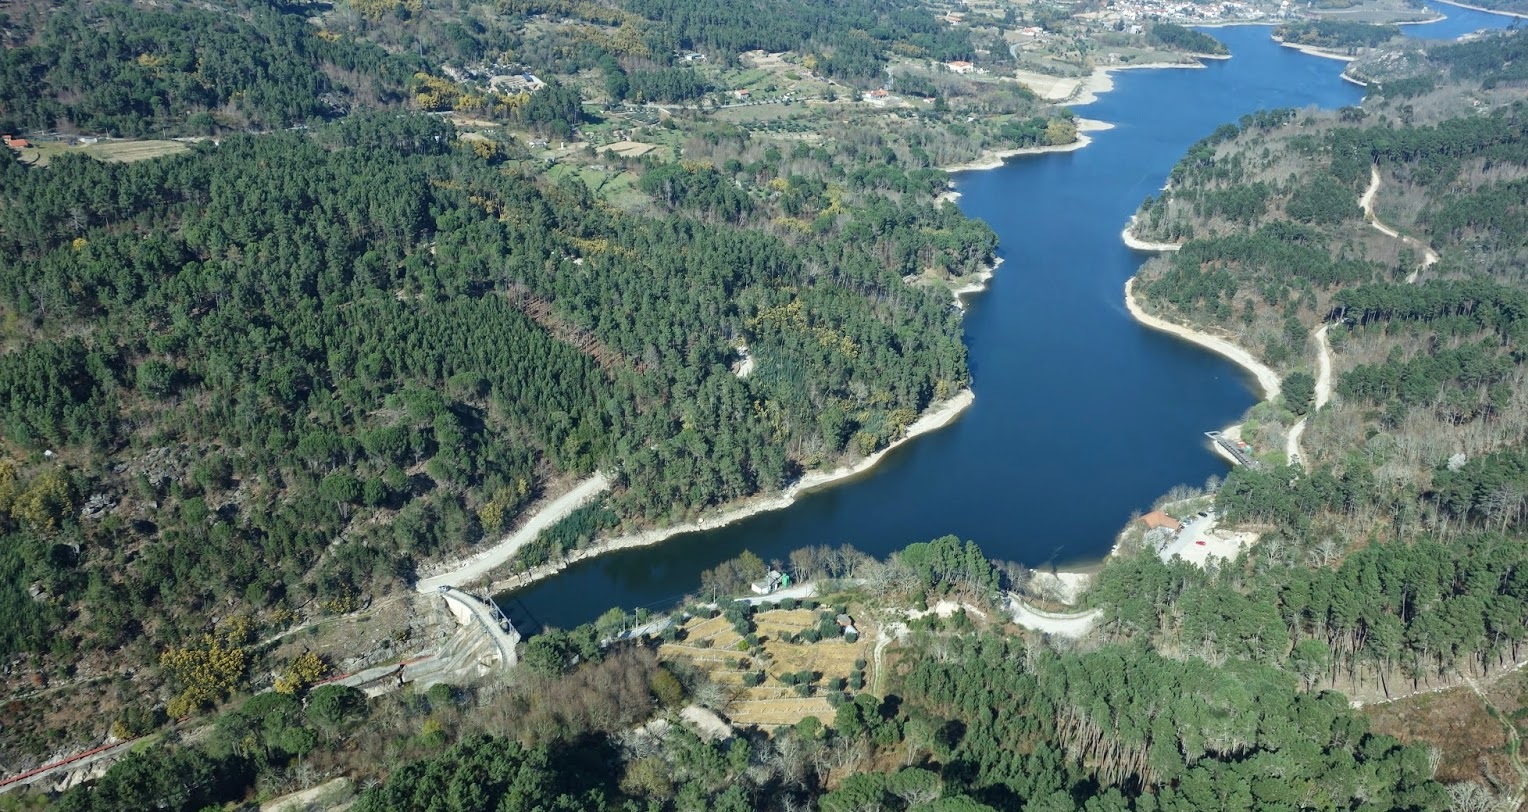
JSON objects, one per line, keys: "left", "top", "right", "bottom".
{"left": 541, "top": 162, "right": 646, "bottom": 209}
{"left": 659, "top": 605, "right": 872, "bottom": 730}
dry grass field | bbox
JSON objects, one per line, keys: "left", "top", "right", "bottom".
{"left": 21, "top": 139, "right": 191, "bottom": 166}
{"left": 660, "top": 607, "right": 870, "bottom": 729}
{"left": 1363, "top": 670, "right": 1525, "bottom": 787}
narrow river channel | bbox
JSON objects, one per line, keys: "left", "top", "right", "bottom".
{"left": 501, "top": 3, "right": 1518, "bottom": 632}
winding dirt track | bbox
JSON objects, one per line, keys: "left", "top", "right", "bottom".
{"left": 1290, "top": 166, "right": 1435, "bottom": 465}
{"left": 1361, "top": 164, "right": 1439, "bottom": 281}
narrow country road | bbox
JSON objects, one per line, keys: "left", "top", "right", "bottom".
{"left": 1291, "top": 166, "right": 1431, "bottom": 465}
{"left": 0, "top": 738, "right": 139, "bottom": 794}
{"left": 415, "top": 474, "right": 611, "bottom": 593}
{"left": 1285, "top": 324, "right": 1332, "bottom": 465}
{"left": 1003, "top": 593, "right": 1100, "bottom": 638}
{"left": 1362, "top": 164, "right": 1439, "bottom": 281}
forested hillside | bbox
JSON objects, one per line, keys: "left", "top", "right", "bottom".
{"left": 1124, "top": 30, "right": 1528, "bottom": 755}
{"left": 47, "top": 539, "right": 1454, "bottom": 812}
{"left": 0, "top": 0, "right": 991, "bottom": 138}
{"left": 0, "top": 104, "right": 988, "bottom": 669}
{"left": 12, "top": 0, "right": 1528, "bottom": 805}
{"left": 0, "top": 0, "right": 1083, "bottom": 772}
{"left": 0, "top": 0, "right": 425, "bottom": 136}
{"left": 1273, "top": 20, "right": 1401, "bottom": 50}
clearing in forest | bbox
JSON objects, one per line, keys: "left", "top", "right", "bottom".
{"left": 1363, "top": 671, "right": 1524, "bottom": 787}
{"left": 659, "top": 606, "right": 870, "bottom": 730}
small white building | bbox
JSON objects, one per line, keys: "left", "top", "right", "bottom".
{"left": 946, "top": 60, "right": 975, "bottom": 74}
{"left": 751, "top": 569, "right": 790, "bottom": 595}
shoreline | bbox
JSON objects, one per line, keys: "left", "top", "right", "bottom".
{"left": 489, "top": 389, "right": 978, "bottom": 598}
{"left": 460, "top": 42, "right": 1327, "bottom": 613}
{"left": 1274, "top": 39, "right": 1359, "bottom": 62}
{"left": 1341, "top": 71, "right": 1370, "bottom": 88}
{"left": 1071, "top": 62, "right": 1209, "bottom": 106}
{"left": 942, "top": 119, "right": 1114, "bottom": 173}
{"left": 416, "top": 474, "right": 612, "bottom": 593}
{"left": 1392, "top": 11, "right": 1450, "bottom": 24}
{"left": 1123, "top": 276, "right": 1281, "bottom": 400}
{"left": 952, "top": 256, "right": 1003, "bottom": 310}
{"left": 1120, "top": 216, "right": 1183, "bottom": 252}
{"left": 1430, "top": 0, "right": 1528, "bottom": 18}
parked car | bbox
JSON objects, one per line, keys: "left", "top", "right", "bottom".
{"left": 1195, "top": 540, "right": 1207, "bottom": 546}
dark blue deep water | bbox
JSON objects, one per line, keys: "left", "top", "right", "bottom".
{"left": 500, "top": 4, "right": 1517, "bottom": 631}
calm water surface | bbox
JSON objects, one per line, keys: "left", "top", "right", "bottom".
{"left": 500, "top": 4, "right": 1516, "bottom": 632}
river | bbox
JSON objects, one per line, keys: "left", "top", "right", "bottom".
{"left": 499, "top": 2, "right": 1518, "bottom": 632}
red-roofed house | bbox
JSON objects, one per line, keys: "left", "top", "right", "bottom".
{"left": 1140, "top": 510, "right": 1183, "bottom": 532}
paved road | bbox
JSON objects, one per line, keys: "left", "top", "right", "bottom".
{"left": 416, "top": 474, "right": 610, "bottom": 593}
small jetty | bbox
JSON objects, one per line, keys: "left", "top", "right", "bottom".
{"left": 1205, "top": 430, "right": 1260, "bottom": 468}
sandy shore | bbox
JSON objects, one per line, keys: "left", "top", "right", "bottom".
{"left": 489, "top": 390, "right": 977, "bottom": 597}
{"left": 1124, "top": 277, "right": 1281, "bottom": 399}
{"left": 1012, "top": 69, "right": 1089, "bottom": 102}
{"left": 1071, "top": 62, "right": 1208, "bottom": 106}
{"left": 1430, "top": 0, "right": 1528, "bottom": 18}
{"left": 1120, "top": 216, "right": 1182, "bottom": 252}
{"left": 1341, "top": 72, "right": 1370, "bottom": 88}
{"left": 1275, "top": 40, "right": 1358, "bottom": 62}
{"left": 942, "top": 119, "right": 1114, "bottom": 173}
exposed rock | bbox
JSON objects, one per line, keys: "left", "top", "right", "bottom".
{"left": 79, "top": 492, "right": 118, "bottom": 520}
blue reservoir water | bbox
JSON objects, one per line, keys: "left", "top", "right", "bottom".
{"left": 1404, "top": 1, "right": 1522, "bottom": 39}
{"left": 499, "top": 4, "right": 1516, "bottom": 632}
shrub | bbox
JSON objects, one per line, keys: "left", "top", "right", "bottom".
{"left": 426, "top": 682, "right": 459, "bottom": 708}
{"left": 780, "top": 598, "right": 798, "bottom": 610}
{"left": 854, "top": 658, "right": 867, "bottom": 670}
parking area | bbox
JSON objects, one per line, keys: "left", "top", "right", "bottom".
{"left": 1155, "top": 510, "right": 1255, "bottom": 567}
